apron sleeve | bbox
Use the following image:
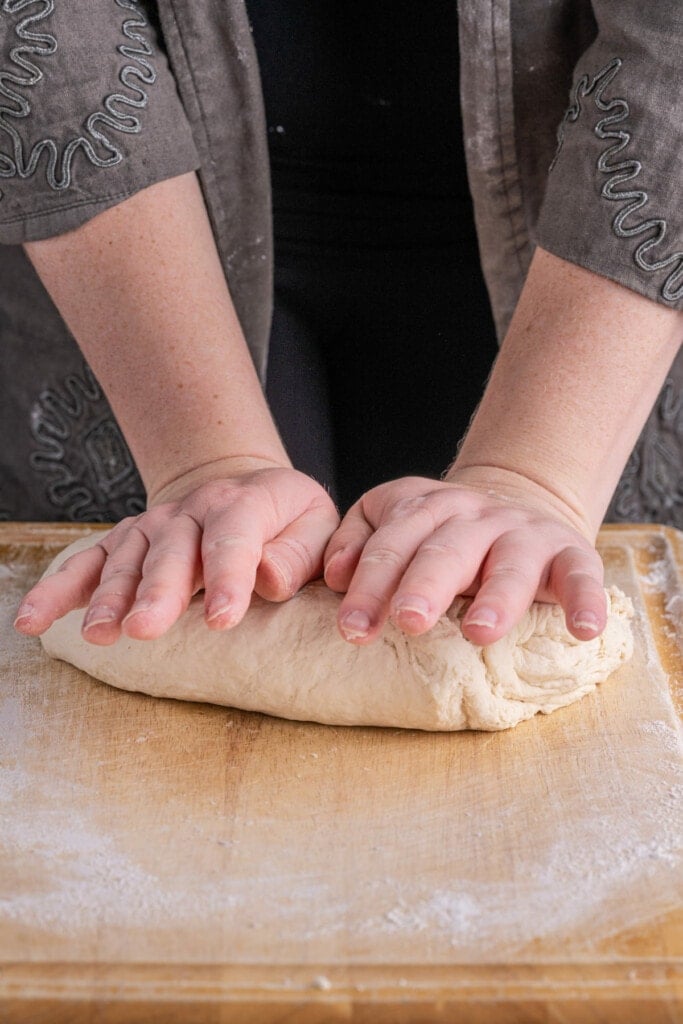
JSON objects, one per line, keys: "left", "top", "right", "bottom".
{"left": 0, "top": 0, "right": 201, "bottom": 244}
{"left": 533, "top": 0, "right": 683, "bottom": 311}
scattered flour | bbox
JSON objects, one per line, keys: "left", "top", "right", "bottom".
{"left": 1, "top": 533, "right": 682, "bottom": 963}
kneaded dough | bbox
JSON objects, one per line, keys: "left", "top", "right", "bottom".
{"left": 40, "top": 533, "right": 634, "bottom": 732}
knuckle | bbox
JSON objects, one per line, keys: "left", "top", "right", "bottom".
{"left": 90, "top": 587, "right": 129, "bottom": 604}
{"left": 419, "top": 541, "right": 462, "bottom": 559}
{"left": 169, "top": 507, "right": 203, "bottom": 532}
{"left": 135, "top": 584, "right": 181, "bottom": 605}
{"left": 486, "top": 563, "right": 534, "bottom": 586}
{"left": 89, "top": 573, "right": 129, "bottom": 598}
{"left": 324, "top": 546, "right": 356, "bottom": 582}
{"left": 98, "top": 534, "right": 119, "bottom": 556}
{"left": 559, "top": 542, "right": 600, "bottom": 563}
{"left": 169, "top": 503, "right": 195, "bottom": 519}
{"left": 103, "top": 524, "right": 145, "bottom": 558}
{"left": 140, "top": 505, "right": 173, "bottom": 530}
{"left": 144, "top": 546, "right": 196, "bottom": 571}
{"left": 392, "top": 494, "right": 428, "bottom": 515}
{"left": 342, "top": 591, "right": 384, "bottom": 614}
{"left": 386, "top": 494, "right": 436, "bottom": 525}
{"left": 101, "top": 520, "right": 132, "bottom": 548}
{"left": 316, "top": 502, "right": 342, "bottom": 528}
{"left": 235, "top": 477, "right": 271, "bottom": 501}
{"left": 443, "top": 491, "right": 484, "bottom": 519}
{"left": 272, "top": 535, "right": 314, "bottom": 573}
{"left": 555, "top": 548, "right": 604, "bottom": 581}
{"left": 56, "top": 554, "right": 82, "bottom": 574}
{"left": 115, "top": 515, "right": 138, "bottom": 533}
{"left": 563, "top": 566, "right": 598, "bottom": 581}
{"left": 203, "top": 535, "right": 262, "bottom": 567}
{"left": 203, "top": 491, "right": 271, "bottom": 527}
{"left": 564, "top": 571, "right": 604, "bottom": 594}
{"left": 399, "top": 574, "right": 443, "bottom": 597}
{"left": 361, "top": 545, "right": 404, "bottom": 568}
{"left": 203, "top": 533, "right": 249, "bottom": 555}
{"left": 100, "top": 561, "right": 143, "bottom": 583}
{"left": 196, "top": 480, "right": 240, "bottom": 506}
{"left": 122, "top": 522, "right": 150, "bottom": 548}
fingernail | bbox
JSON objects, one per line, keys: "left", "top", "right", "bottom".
{"left": 83, "top": 606, "right": 117, "bottom": 630}
{"left": 325, "top": 549, "right": 346, "bottom": 572}
{"left": 121, "top": 600, "right": 153, "bottom": 625}
{"left": 340, "top": 610, "right": 371, "bottom": 639}
{"left": 266, "top": 555, "right": 291, "bottom": 591}
{"left": 464, "top": 607, "right": 498, "bottom": 629}
{"left": 392, "top": 595, "right": 430, "bottom": 620}
{"left": 206, "top": 595, "right": 233, "bottom": 622}
{"left": 572, "top": 610, "right": 599, "bottom": 632}
{"left": 13, "top": 604, "right": 34, "bottom": 629}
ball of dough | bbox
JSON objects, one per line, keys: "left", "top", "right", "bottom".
{"left": 39, "top": 533, "right": 634, "bottom": 731}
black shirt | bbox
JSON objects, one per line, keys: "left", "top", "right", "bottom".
{"left": 245, "top": 0, "right": 470, "bottom": 245}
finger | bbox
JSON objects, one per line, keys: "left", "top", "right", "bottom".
{"left": 323, "top": 501, "right": 374, "bottom": 592}
{"left": 324, "top": 484, "right": 482, "bottom": 594}
{"left": 256, "top": 503, "right": 339, "bottom": 601}
{"left": 388, "top": 520, "right": 498, "bottom": 635}
{"left": 14, "top": 543, "right": 107, "bottom": 636}
{"left": 121, "top": 512, "right": 202, "bottom": 641}
{"left": 200, "top": 495, "right": 274, "bottom": 630}
{"left": 460, "top": 530, "right": 546, "bottom": 644}
{"left": 548, "top": 545, "right": 606, "bottom": 639}
{"left": 336, "top": 511, "right": 440, "bottom": 644}
{"left": 79, "top": 525, "right": 150, "bottom": 644}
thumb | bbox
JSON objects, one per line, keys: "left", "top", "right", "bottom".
{"left": 323, "top": 501, "right": 374, "bottom": 593}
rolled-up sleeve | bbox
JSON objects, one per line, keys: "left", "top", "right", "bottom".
{"left": 0, "top": 0, "right": 201, "bottom": 243}
{"left": 534, "top": 1, "right": 683, "bottom": 310}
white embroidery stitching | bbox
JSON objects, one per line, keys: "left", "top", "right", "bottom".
{"left": 551, "top": 57, "right": 683, "bottom": 303}
{"left": 0, "top": 0, "right": 157, "bottom": 203}
{"left": 29, "top": 361, "right": 145, "bottom": 521}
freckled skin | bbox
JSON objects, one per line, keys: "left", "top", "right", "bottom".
{"left": 15, "top": 172, "right": 683, "bottom": 649}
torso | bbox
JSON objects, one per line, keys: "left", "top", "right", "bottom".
{"left": 245, "top": 0, "right": 469, "bottom": 244}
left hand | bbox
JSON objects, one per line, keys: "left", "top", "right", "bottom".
{"left": 323, "top": 470, "right": 607, "bottom": 646}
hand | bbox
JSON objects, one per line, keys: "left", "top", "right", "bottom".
{"left": 14, "top": 458, "right": 339, "bottom": 644}
{"left": 323, "top": 468, "right": 607, "bottom": 646}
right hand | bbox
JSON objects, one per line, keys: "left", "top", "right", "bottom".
{"left": 13, "top": 459, "right": 340, "bottom": 645}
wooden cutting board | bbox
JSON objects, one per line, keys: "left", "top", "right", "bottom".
{"left": 1, "top": 522, "right": 682, "bottom": 1023}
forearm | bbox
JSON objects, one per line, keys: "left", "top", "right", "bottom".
{"left": 23, "top": 170, "right": 288, "bottom": 502}
{"left": 448, "top": 247, "right": 683, "bottom": 536}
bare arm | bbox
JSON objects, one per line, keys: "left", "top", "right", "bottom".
{"left": 16, "top": 171, "right": 339, "bottom": 643}
{"left": 16, "top": 170, "right": 682, "bottom": 649}
{"left": 324, "top": 247, "right": 683, "bottom": 645}
{"left": 450, "top": 247, "right": 683, "bottom": 535}
{"left": 23, "top": 170, "right": 288, "bottom": 498}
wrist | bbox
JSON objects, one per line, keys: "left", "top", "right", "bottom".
{"left": 147, "top": 452, "right": 293, "bottom": 506}
{"left": 445, "top": 248, "right": 683, "bottom": 537}
{"left": 443, "top": 460, "right": 598, "bottom": 540}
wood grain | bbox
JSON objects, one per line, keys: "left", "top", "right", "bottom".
{"left": 1, "top": 523, "right": 681, "bottom": 1023}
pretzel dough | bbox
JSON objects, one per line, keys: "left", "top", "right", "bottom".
{"left": 40, "top": 533, "right": 634, "bottom": 731}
